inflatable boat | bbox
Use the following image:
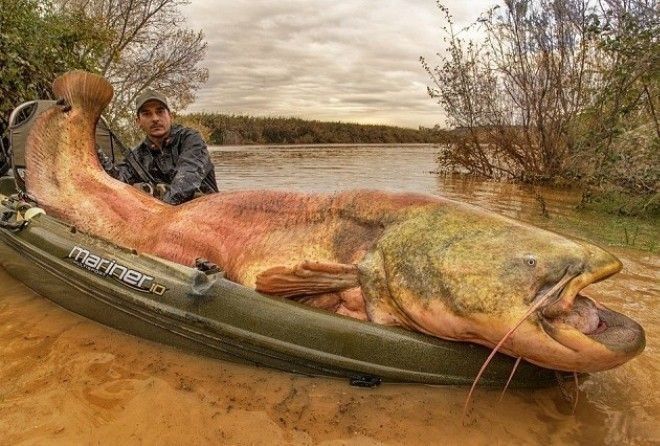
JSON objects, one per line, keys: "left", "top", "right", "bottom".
{"left": 0, "top": 103, "right": 562, "bottom": 388}
{"left": 0, "top": 175, "right": 566, "bottom": 387}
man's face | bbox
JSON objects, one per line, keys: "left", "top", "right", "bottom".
{"left": 136, "top": 100, "right": 172, "bottom": 141}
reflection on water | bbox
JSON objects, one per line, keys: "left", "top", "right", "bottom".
{"left": 212, "top": 144, "right": 446, "bottom": 194}
{"left": 1, "top": 144, "right": 658, "bottom": 445}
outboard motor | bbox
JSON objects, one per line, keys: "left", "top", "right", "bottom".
{"left": 7, "top": 100, "right": 119, "bottom": 193}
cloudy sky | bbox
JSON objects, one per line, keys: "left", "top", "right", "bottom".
{"left": 183, "top": 0, "right": 496, "bottom": 128}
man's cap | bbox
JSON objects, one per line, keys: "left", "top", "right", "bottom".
{"left": 135, "top": 89, "right": 170, "bottom": 113}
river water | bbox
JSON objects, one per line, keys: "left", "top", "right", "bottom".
{"left": 0, "top": 144, "right": 657, "bottom": 445}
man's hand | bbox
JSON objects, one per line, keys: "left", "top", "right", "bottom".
{"left": 133, "top": 182, "right": 154, "bottom": 196}
{"left": 96, "top": 148, "right": 114, "bottom": 171}
{"left": 132, "top": 182, "right": 173, "bottom": 202}
{"left": 155, "top": 183, "right": 170, "bottom": 199}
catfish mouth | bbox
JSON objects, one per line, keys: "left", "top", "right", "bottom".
{"left": 539, "top": 294, "right": 645, "bottom": 355}
{"left": 530, "top": 254, "right": 643, "bottom": 356}
{"left": 533, "top": 265, "right": 646, "bottom": 357}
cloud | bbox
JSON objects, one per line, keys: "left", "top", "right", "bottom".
{"left": 182, "top": 0, "right": 497, "bottom": 128}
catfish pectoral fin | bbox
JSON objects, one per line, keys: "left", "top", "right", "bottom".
{"left": 255, "top": 261, "right": 359, "bottom": 298}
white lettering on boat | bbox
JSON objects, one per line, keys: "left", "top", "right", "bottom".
{"left": 67, "top": 246, "right": 167, "bottom": 295}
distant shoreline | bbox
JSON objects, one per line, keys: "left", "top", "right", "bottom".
{"left": 180, "top": 113, "right": 451, "bottom": 146}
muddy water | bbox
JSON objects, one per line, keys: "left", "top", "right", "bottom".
{"left": 1, "top": 144, "right": 658, "bottom": 445}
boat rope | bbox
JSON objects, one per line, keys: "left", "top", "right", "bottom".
{"left": 0, "top": 209, "right": 28, "bottom": 231}
{"left": 0, "top": 199, "right": 44, "bottom": 232}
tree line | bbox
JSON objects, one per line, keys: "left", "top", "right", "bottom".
{"left": 422, "top": 0, "right": 658, "bottom": 214}
{"left": 178, "top": 113, "right": 452, "bottom": 145}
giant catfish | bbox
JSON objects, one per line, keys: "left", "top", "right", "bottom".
{"left": 25, "top": 71, "right": 645, "bottom": 376}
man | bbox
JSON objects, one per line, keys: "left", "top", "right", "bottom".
{"left": 106, "top": 89, "right": 218, "bottom": 205}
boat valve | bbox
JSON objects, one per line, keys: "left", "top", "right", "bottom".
{"left": 189, "top": 258, "right": 225, "bottom": 297}
{"left": 194, "top": 258, "right": 222, "bottom": 276}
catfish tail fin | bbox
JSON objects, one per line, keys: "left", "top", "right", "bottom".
{"left": 52, "top": 70, "right": 113, "bottom": 116}
{"left": 25, "top": 71, "right": 112, "bottom": 206}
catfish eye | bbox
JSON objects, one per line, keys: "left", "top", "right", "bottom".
{"left": 525, "top": 256, "right": 537, "bottom": 267}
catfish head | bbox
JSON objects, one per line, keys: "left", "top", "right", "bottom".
{"left": 358, "top": 203, "right": 646, "bottom": 373}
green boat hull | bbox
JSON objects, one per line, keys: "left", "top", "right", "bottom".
{"left": 0, "top": 176, "right": 562, "bottom": 387}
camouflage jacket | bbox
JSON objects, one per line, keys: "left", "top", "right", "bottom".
{"left": 108, "top": 125, "right": 218, "bottom": 205}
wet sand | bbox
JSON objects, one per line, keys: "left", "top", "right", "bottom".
{"left": 1, "top": 145, "right": 658, "bottom": 444}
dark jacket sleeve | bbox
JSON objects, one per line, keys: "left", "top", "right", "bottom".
{"left": 162, "top": 130, "right": 214, "bottom": 205}
{"left": 113, "top": 158, "right": 143, "bottom": 184}
{"left": 97, "top": 147, "right": 142, "bottom": 184}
